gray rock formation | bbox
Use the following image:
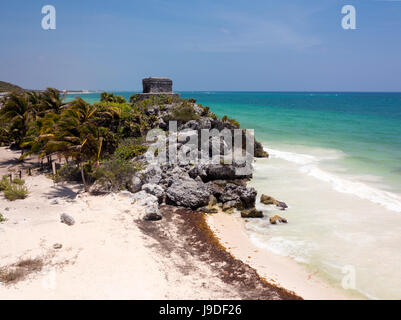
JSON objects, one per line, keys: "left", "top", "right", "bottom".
{"left": 166, "top": 178, "right": 210, "bottom": 209}
{"left": 220, "top": 183, "right": 257, "bottom": 209}
{"left": 141, "top": 183, "right": 165, "bottom": 204}
{"left": 132, "top": 191, "right": 162, "bottom": 221}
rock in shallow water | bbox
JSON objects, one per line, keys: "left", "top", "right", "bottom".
{"left": 260, "top": 194, "right": 288, "bottom": 210}
{"left": 260, "top": 194, "right": 278, "bottom": 205}
{"left": 241, "top": 208, "right": 263, "bottom": 218}
{"left": 269, "top": 215, "right": 287, "bottom": 224}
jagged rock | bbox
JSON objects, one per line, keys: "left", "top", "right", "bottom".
{"left": 202, "top": 163, "right": 252, "bottom": 182}
{"left": 188, "top": 165, "right": 206, "bottom": 179}
{"left": 205, "top": 182, "right": 224, "bottom": 199}
{"left": 222, "top": 200, "right": 238, "bottom": 212}
{"left": 220, "top": 184, "right": 257, "bottom": 209}
{"left": 198, "top": 206, "right": 218, "bottom": 214}
{"left": 208, "top": 195, "right": 217, "bottom": 207}
{"left": 60, "top": 213, "right": 75, "bottom": 226}
{"left": 141, "top": 183, "right": 165, "bottom": 203}
{"left": 144, "top": 205, "right": 162, "bottom": 221}
{"left": 260, "top": 194, "right": 278, "bottom": 205}
{"left": 139, "top": 164, "right": 163, "bottom": 185}
{"left": 131, "top": 191, "right": 158, "bottom": 206}
{"left": 241, "top": 208, "right": 263, "bottom": 218}
{"left": 88, "top": 180, "right": 112, "bottom": 195}
{"left": 128, "top": 176, "right": 143, "bottom": 193}
{"left": 166, "top": 178, "right": 210, "bottom": 209}
{"left": 131, "top": 191, "right": 162, "bottom": 221}
{"left": 260, "top": 194, "right": 288, "bottom": 210}
{"left": 254, "top": 141, "right": 269, "bottom": 158}
{"left": 276, "top": 201, "right": 288, "bottom": 210}
{"left": 269, "top": 215, "right": 287, "bottom": 224}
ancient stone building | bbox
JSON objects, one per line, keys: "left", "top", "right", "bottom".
{"left": 142, "top": 78, "right": 173, "bottom": 93}
{"left": 134, "top": 77, "right": 180, "bottom": 101}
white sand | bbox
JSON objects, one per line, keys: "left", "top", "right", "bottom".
{"left": 206, "top": 212, "right": 348, "bottom": 300}
{"left": 0, "top": 146, "right": 347, "bottom": 300}
{"left": 0, "top": 148, "right": 241, "bottom": 300}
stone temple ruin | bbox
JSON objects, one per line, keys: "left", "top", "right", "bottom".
{"left": 136, "top": 77, "right": 180, "bottom": 100}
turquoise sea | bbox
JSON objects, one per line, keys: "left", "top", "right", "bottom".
{"left": 68, "top": 91, "right": 401, "bottom": 299}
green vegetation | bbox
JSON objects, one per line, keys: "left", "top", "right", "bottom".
{"left": 0, "top": 175, "right": 29, "bottom": 200}
{"left": 11, "top": 178, "right": 25, "bottom": 185}
{"left": 0, "top": 213, "right": 6, "bottom": 223}
{"left": 168, "top": 101, "right": 200, "bottom": 123}
{"left": 100, "top": 92, "right": 126, "bottom": 104}
{"left": 0, "top": 81, "right": 24, "bottom": 93}
{"left": 114, "top": 138, "right": 148, "bottom": 160}
{"left": 0, "top": 88, "right": 219, "bottom": 192}
{"left": 91, "top": 157, "right": 142, "bottom": 191}
{"left": 3, "top": 184, "right": 29, "bottom": 201}
{"left": 0, "top": 176, "right": 10, "bottom": 191}
{"left": 222, "top": 115, "right": 240, "bottom": 128}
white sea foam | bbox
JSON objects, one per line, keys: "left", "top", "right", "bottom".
{"left": 248, "top": 233, "right": 311, "bottom": 264}
{"left": 265, "top": 147, "right": 401, "bottom": 213}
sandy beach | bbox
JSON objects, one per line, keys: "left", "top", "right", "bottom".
{"left": 0, "top": 147, "right": 298, "bottom": 300}
{"left": 207, "top": 212, "right": 348, "bottom": 300}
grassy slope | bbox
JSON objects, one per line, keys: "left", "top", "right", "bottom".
{"left": 0, "top": 81, "right": 24, "bottom": 93}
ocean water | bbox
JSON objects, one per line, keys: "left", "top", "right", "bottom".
{"left": 69, "top": 91, "right": 401, "bottom": 299}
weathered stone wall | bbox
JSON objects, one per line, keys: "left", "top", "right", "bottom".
{"left": 142, "top": 78, "right": 173, "bottom": 93}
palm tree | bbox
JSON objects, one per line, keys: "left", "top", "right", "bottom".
{"left": 27, "top": 91, "right": 45, "bottom": 120}
{"left": 0, "top": 92, "right": 31, "bottom": 147}
{"left": 44, "top": 98, "right": 107, "bottom": 190}
{"left": 40, "top": 88, "right": 66, "bottom": 114}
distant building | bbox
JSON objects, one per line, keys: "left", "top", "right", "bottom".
{"left": 142, "top": 77, "right": 173, "bottom": 93}
{"left": 134, "top": 77, "right": 179, "bottom": 101}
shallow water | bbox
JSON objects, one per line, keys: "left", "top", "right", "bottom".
{"left": 71, "top": 91, "right": 401, "bottom": 299}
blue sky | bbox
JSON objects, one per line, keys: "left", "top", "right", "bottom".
{"left": 1, "top": 0, "right": 401, "bottom": 91}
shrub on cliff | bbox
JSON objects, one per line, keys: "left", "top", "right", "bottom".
{"left": 168, "top": 102, "right": 200, "bottom": 123}
{"left": 114, "top": 138, "right": 148, "bottom": 160}
{"left": 91, "top": 156, "right": 142, "bottom": 191}
{"left": 222, "top": 115, "right": 240, "bottom": 128}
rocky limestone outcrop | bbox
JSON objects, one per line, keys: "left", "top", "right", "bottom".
{"left": 141, "top": 183, "right": 165, "bottom": 204}
{"left": 220, "top": 183, "right": 257, "bottom": 209}
{"left": 241, "top": 208, "right": 263, "bottom": 218}
{"left": 132, "top": 191, "right": 162, "bottom": 221}
{"left": 166, "top": 177, "right": 210, "bottom": 209}
{"left": 260, "top": 194, "right": 288, "bottom": 210}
